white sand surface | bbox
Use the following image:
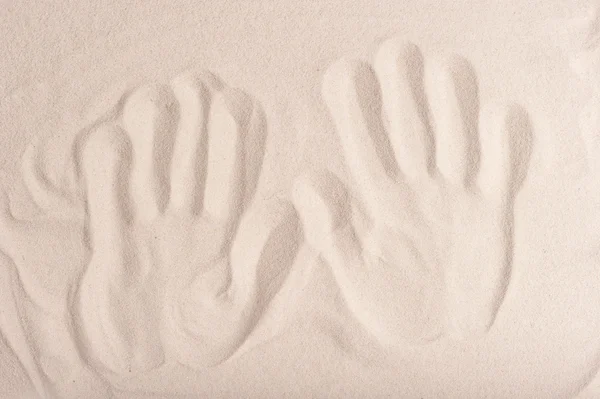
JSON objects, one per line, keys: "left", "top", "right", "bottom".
{"left": 2, "top": 0, "right": 600, "bottom": 398}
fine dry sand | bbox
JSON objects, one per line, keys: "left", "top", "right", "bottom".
{"left": 2, "top": 1, "right": 600, "bottom": 398}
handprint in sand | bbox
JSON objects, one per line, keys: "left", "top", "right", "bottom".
{"left": 0, "top": 70, "right": 301, "bottom": 386}
{"left": 74, "top": 71, "right": 300, "bottom": 374}
{"left": 293, "top": 40, "right": 532, "bottom": 343}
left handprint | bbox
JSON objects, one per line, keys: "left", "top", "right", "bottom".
{"left": 74, "top": 71, "right": 299, "bottom": 375}
{"left": 0, "top": 70, "right": 301, "bottom": 394}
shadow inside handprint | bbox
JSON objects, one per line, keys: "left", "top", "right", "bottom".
{"left": 71, "top": 71, "right": 301, "bottom": 376}
{"left": 293, "top": 39, "right": 532, "bottom": 345}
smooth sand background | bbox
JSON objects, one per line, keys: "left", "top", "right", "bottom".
{"left": 2, "top": 0, "right": 600, "bottom": 397}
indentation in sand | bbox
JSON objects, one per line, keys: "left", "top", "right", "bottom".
{"left": 0, "top": 70, "right": 303, "bottom": 394}
{"left": 293, "top": 40, "right": 533, "bottom": 344}
{"left": 72, "top": 71, "right": 301, "bottom": 373}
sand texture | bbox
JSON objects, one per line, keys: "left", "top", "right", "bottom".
{"left": 2, "top": 0, "right": 600, "bottom": 398}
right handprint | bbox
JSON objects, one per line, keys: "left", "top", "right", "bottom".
{"left": 293, "top": 40, "right": 533, "bottom": 344}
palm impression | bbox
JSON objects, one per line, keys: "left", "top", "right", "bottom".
{"left": 293, "top": 40, "right": 532, "bottom": 344}
{"left": 74, "top": 71, "right": 302, "bottom": 374}
{"left": 1, "top": 70, "right": 301, "bottom": 383}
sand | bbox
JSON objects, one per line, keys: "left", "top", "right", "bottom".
{"left": 2, "top": 0, "right": 600, "bottom": 398}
